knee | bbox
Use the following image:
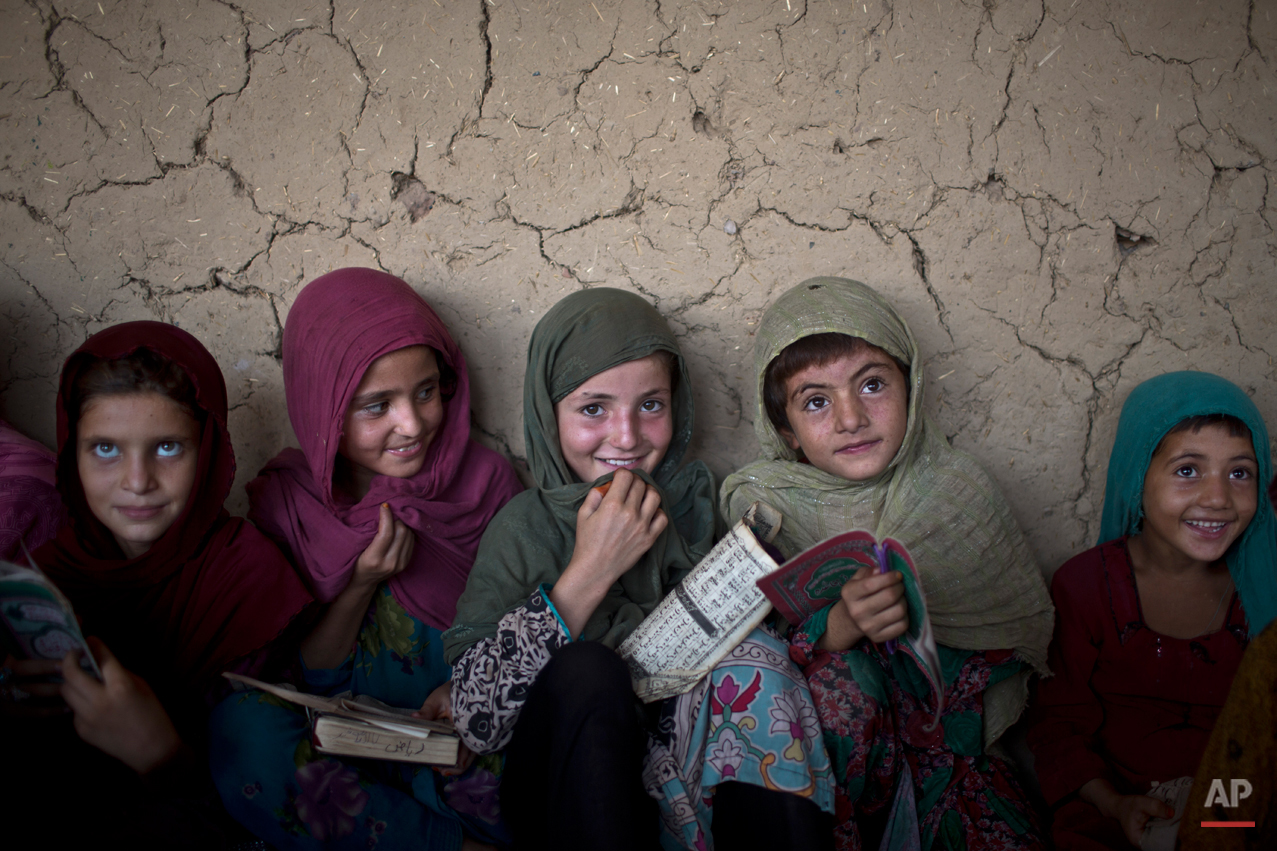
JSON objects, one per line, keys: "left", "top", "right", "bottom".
{"left": 536, "top": 641, "right": 634, "bottom": 718}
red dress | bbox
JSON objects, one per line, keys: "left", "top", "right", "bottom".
{"left": 1027, "top": 538, "right": 1248, "bottom": 849}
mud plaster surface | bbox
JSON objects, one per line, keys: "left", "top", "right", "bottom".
{"left": 2, "top": 0, "right": 1274, "bottom": 574}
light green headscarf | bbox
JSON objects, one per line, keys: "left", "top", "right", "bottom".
{"left": 720, "top": 277, "right": 1054, "bottom": 741}
{"left": 444, "top": 288, "right": 717, "bottom": 663}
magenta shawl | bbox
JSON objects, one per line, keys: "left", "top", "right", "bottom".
{"left": 248, "top": 268, "right": 523, "bottom": 631}
{"left": 0, "top": 420, "right": 65, "bottom": 561}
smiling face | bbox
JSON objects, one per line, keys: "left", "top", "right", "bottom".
{"left": 554, "top": 352, "right": 675, "bottom": 484}
{"left": 1136, "top": 423, "right": 1259, "bottom": 571}
{"left": 778, "top": 346, "right": 909, "bottom": 482}
{"left": 339, "top": 345, "right": 445, "bottom": 500}
{"left": 77, "top": 392, "right": 202, "bottom": 559}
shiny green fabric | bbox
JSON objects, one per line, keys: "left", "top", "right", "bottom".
{"left": 1098, "top": 370, "right": 1276, "bottom": 636}
{"left": 444, "top": 288, "right": 717, "bottom": 662}
{"left": 720, "top": 277, "right": 1054, "bottom": 742}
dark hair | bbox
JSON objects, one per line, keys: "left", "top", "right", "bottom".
{"left": 1152, "top": 414, "right": 1252, "bottom": 458}
{"left": 73, "top": 347, "right": 204, "bottom": 424}
{"left": 652, "top": 348, "right": 681, "bottom": 397}
{"left": 1270, "top": 473, "right": 1276, "bottom": 505}
{"left": 762, "top": 332, "right": 908, "bottom": 433}
{"left": 431, "top": 346, "right": 459, "bottom": 402}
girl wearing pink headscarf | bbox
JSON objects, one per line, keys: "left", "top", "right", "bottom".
{"left": 210, "top": 268, "right": 522, "bottom": 851}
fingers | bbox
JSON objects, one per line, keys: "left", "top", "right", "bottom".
{"left": 388, "top": 517, "right": 414, "bottom": 572}
{"left": 842, "top": 567, "right": 908, "bottom": 642}
{"left": 8, "top": 657, "right": 62, "bottom": 678}
{"left": 412, "top": 682, "right": 452, "bottom": 721}
{"left": 578, "top": 481, "right": 606, "bottom": 519}
{"left": 59, "top": 650, "right": 99, "bottom": 715}
{"left": 367, "top": 503, "right": 395, "bottom": 559}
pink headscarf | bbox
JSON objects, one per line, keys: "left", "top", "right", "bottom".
{"left": 0, "top": 420, "right": 65, "bottom": 561}
{"left": 247, "top": 268, "right": 522, "bottom": 631}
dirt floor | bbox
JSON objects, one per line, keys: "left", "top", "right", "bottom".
{"left": 1, "top": 0, "right": 1274, "bottom": 573}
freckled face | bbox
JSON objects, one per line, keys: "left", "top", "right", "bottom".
{"left": 778, "top": 346, "right": 909, "bottom": 482}
{"left": 339, "top": 345, "right": 445, "bottom": 500}
{"left": 554, "top": 353, "right": 674, "bottom": 484}
{"left": 1136, "top": 424, "right": 1259, "bottom": 571}
{"left": 76, "top": 393, "right": 201, "bottom": 559}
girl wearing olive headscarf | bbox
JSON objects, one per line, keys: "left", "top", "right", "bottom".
{"left": 445, "top": 288, "right": 835, "bottom": 851}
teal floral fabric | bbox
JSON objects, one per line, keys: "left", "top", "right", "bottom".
{"left": 209, "top": 587, "right": 506, "bottom": 851}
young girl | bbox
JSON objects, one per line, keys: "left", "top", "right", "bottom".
{"left": 15, "top": 322, "right": 312, "bottom": 845}
{"left": 1028, "top": 371, "right": 1275, "bottom": 850}
{"left": 721, "top": 277, "right": 1054, "bottom": 850}
{"left": 444, "top": 287, "right": 835, "bottom": 851}
{"left": 210, "top": 268, "right": 523, "bottom": 851}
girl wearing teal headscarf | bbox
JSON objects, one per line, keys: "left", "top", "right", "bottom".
{"left": 1030, "top": 371, "right": 1275, "bottom": 850}
{"left": 444, "top": 288, "right": 834, "bottom": 851}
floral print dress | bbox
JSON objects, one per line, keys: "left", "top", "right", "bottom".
{"left": 791, "top": 606, "right": 1044, "bottom": 851}
{"left": 209, "top": 587, "right": 507, "bottom": 851}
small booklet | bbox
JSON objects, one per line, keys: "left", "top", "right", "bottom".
{"left": 754, "top": 530, "right": 945, "bottom": 727}
{"left": 618, "top": 502, "right": 783, "bottom": 702}
{"left": 1140, "top": 776, "right": 1193, "bottom": 851}
{"left": 223, "top": 672, "right": 460, "bottom": 766}
{"left": 0, "top": 557, "right": 102, "bottom": 680}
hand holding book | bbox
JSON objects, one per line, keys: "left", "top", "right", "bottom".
{"left": 411, "top": 681, "right": 476, "bottom": 775}
{"left": 755, "top": 530, "right": 945, "bottom": 729}
{"left": 61, "top": 636, "right": 181, "bottom": 774}
{"left": 817, "top": 565, "right": 909, "bottom": 653}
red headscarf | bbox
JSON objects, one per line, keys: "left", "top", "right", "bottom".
{"left": 248, "top": 269, "right": 522, "bottom": 631}
{"left": 35, "top": 322, "right": 313, "bottom": 707}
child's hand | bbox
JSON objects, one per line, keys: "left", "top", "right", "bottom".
{"left": 352, "top": 502, "right": 414, "bottom": 591}
{"left": 0, "top": 655, "right": 69, "bottom": 717}
{"left": 412, "top": 681, "right": 476, "bottom": 775}
{"left": 820, "top": 566, "right": 909, "bottom": 652}
{"left": 572, "top": 468, "right": 667, "bottom": 585}
{"left": 550, "top": 469, "right": 668, "bottom": 636}
{"left": 1111, "top": 793, "right": 1173, "bottom": 847}
{"left": 60, "top": 638, "right": 181, "bottom": 774}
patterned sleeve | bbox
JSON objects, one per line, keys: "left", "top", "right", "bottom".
{"left": 788, "top": 603, "right": 836, "bottom": 669}
{"left": 450, "top": 585, "right": 571, "bottom": 754}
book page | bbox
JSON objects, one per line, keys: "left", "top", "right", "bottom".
{"left": 223, "top": 672, "right": 456, "bottom": 735}
{"left": 618, "top": 504, "right": 781, "bottom": 702}
{"left": 0, "top": 560, "right": 102, "bottom": 680}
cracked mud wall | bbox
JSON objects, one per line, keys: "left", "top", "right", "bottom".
{"left": 2, "top": 0, "right": 1274, "bottom": 574}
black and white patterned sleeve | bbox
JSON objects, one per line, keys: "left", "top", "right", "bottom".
{"left": 449, "top": 585, "right": 571, "bottom": 754}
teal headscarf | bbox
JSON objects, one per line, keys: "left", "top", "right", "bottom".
{"left": 1099, "top": 371, "right": 1276, "bottom": 636}
{"left": 444, "top": 288, "right": 718, "bottom": 663}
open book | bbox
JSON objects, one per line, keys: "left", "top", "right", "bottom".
{"left": 224, "top": 672, "right": 460, "bottom": 766}
{"left": 0, "top": 557, "right": 102, "bottom": 680}
{"left": 618, "top": 502, "right": 783, "bottom": 702}
{"left": 755, "top": 530, "right": 944, "bottom": 728}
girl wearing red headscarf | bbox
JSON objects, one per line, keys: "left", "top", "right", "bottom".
{"left": 209, "top": 269, "right": 522, "bottom": 851}
{"left": 8, "top": 322, "right": 313, "bottom": 847}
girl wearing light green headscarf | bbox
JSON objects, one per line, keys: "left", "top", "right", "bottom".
{"left": 444, "top": 288, "right": 834, "bottom": 851}
{"left": 722, "top": 277, "right": 1053, "bottom": 851}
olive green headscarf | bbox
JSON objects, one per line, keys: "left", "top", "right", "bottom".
{"left": 444, "top": 288, "right": 717, "bottom": 663}
{"left": 720, "top": 277, "right": 1054, "bottom": 742}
